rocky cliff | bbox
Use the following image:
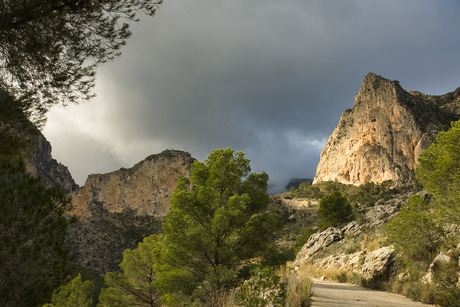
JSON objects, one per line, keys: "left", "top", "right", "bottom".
{"left": 0, "top": 87, "right": 77, "bottom": 192}
{"left": 70, "top": 149, "right": 195, "bottom": 218}
{"left": 67, "top": 149, "right": 195, "bottom": 273}
{"left": 313, "top": 73, "right": 460, "bottom": 186}
{"left": 26, "top": 132, "right": 79, "bottom": 192}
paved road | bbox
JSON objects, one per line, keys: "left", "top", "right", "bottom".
{"left": 311, "top": 280, "right": 431, "bottom": 307}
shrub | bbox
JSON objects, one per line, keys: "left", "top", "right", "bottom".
{"left": 318, "top": 192, "right": 353, "bottom": 228}
{"left": 386, "top": 195, "right": 444, "bottom": 263}
{"left": 236, "top": 267, "right": 287, "bottom": 307}
{"left": 285, "top": 272, "right": 312, "bottom": 307}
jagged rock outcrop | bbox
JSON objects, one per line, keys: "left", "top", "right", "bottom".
{"left": 313, "top": 247, "right": 396, "bottom": 282}
{"left": 70, "top": 149, "right": 195, "bottom": 218}
{"left": 294, "top": 191, "right": 413, "bottom": 268}
{"left": 294, "top": 227, "right": 343, "bottom": 266}
{"left": 26, "top": 132, "right": 78, "bottom": 192}
{"left": 314, "top": 73, "right": 460, "bottom": 186}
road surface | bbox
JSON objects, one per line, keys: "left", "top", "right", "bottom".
{"left": 311, "top": 280, "right": 431, "bottom": 307}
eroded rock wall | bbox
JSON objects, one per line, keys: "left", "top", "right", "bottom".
{"left": 70, "top": 149, "right": 195, "bottom": 218}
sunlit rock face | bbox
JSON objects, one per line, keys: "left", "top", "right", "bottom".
{"left": 70, "top": 149, "right": 195, "bottom": 217}
{"left": 313, "top": 73, "right": 460, "bottom": 186}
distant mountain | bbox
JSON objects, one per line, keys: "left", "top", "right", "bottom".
{"left": 285, "top": 177, "right": 313, "bottom": 191}
{"left": 314, "top": 73, "right": 460, "bottom": 186}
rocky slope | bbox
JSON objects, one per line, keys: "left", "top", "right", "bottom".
{"left": 67, "top": 207, "right": 163, "bottom": 274}
{"left": 69, "top": 149, "right": 195, "bottom": 218}
{"left": 314, "top": 73, "right": 460, "bottom": 186}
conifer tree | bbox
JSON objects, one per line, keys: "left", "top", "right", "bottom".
{"left": 0, "top": 0, "right": 163, "bottom": 126}
{"left": 416, "top": 120, "right": 460, "bottom": 224}
{"left": 158, "top": 148, "right": 282, "bottom": 303}
{"left": 99, "top": 235, "right": 164, "bottom": 307}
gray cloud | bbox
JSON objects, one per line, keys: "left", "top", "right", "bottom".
{"left": 44, "top": 0, "right": 460, "bottom": 193}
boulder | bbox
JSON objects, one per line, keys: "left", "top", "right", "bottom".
{"left": 295, "top": 227, "right": 343, "bottom": 266}
{"left": 360, "top": 246, "right": 395, "bottom": 280}
{"left": 422, "top": 251, "right": 451, "bottom": 284}
{"left": 315, "top": 250, "right": 364, "bottom": 272}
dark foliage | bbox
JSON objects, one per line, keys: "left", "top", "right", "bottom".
{"left": 0, "top": 161, "right": 71, "bottom": 306}
{"left": 0, "top": 0, "right": 163, "bottom": 126}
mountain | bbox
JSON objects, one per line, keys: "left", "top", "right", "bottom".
{"left": 69, "top": 149, "right": 195, "bottom": 218}
{"left": 313, "top": 73, "right": 460, "bottom": 186}
{"left": 66, "top": 150, "right": 195, "bottom": 273}
{"left": 285, "top": 177, "right": 313, "bottom": 191}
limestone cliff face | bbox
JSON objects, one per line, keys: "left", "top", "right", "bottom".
{"left": 313, "top": 73, "right": 460, "bottom": 186}
{"left": 70, "top": 150, "right": 195, "bottom": 218}
{"left": 26, "top": 132, "right": 79, "bottom": 192}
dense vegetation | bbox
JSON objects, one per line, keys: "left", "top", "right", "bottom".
{"left": 287, "top": 179, "right": 400, "bottom": 206}
{"left": 385, "top": 120, "right": 460, "bottom": 306}
{"left": 317, "top": 191, "right": 352, "bottom": 228}
{"left": 0, "top": 161, "right": 71, "bottom": 306}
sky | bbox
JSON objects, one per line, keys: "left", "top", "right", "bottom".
{"left": 43, "top": 0, "right": 460, "bottom": 193}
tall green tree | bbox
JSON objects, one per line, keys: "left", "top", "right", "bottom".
{"left": 0, "top": 0, "right": 163, "bottom": 126}
{"left": 416, "top": 120, "right": 460, "bottom": 224}
{"left": 0, "top": 161, "right": 71, "bottom": 306}
{"left": 159, "top": 148, "right": 282, "bottom": 303}
{"left": 99, "top": 234, "right": 164, "bottom": 307}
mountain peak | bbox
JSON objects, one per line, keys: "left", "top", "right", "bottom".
{"left": 313, "top": 73, "right": 460, "bottom": 186}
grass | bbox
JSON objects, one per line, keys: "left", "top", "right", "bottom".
{"left": 283, "top": 264, "right": 313, "bottom": 307}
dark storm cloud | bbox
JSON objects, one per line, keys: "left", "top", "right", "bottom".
{"left": 44, "top": 0, "right": 460, "bottom": 192}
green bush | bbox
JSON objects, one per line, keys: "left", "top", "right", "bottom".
{"left": 317, "top": 192, "right": 353, "bottom": 228}
{"left": 386, "top": 195, "right": 444, "bottom": 263}
{"left": 236, "top": 267, "right": 286, "bottom": 307}
{"left": 43, "top": 274, "right": 95, "bottom": 307}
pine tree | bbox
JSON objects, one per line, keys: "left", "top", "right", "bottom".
{"left": 158, "top": 148, "right": 282, "bottom": 303}
{"left": 0, "top": 0, "right": 163, "bottom": 126}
